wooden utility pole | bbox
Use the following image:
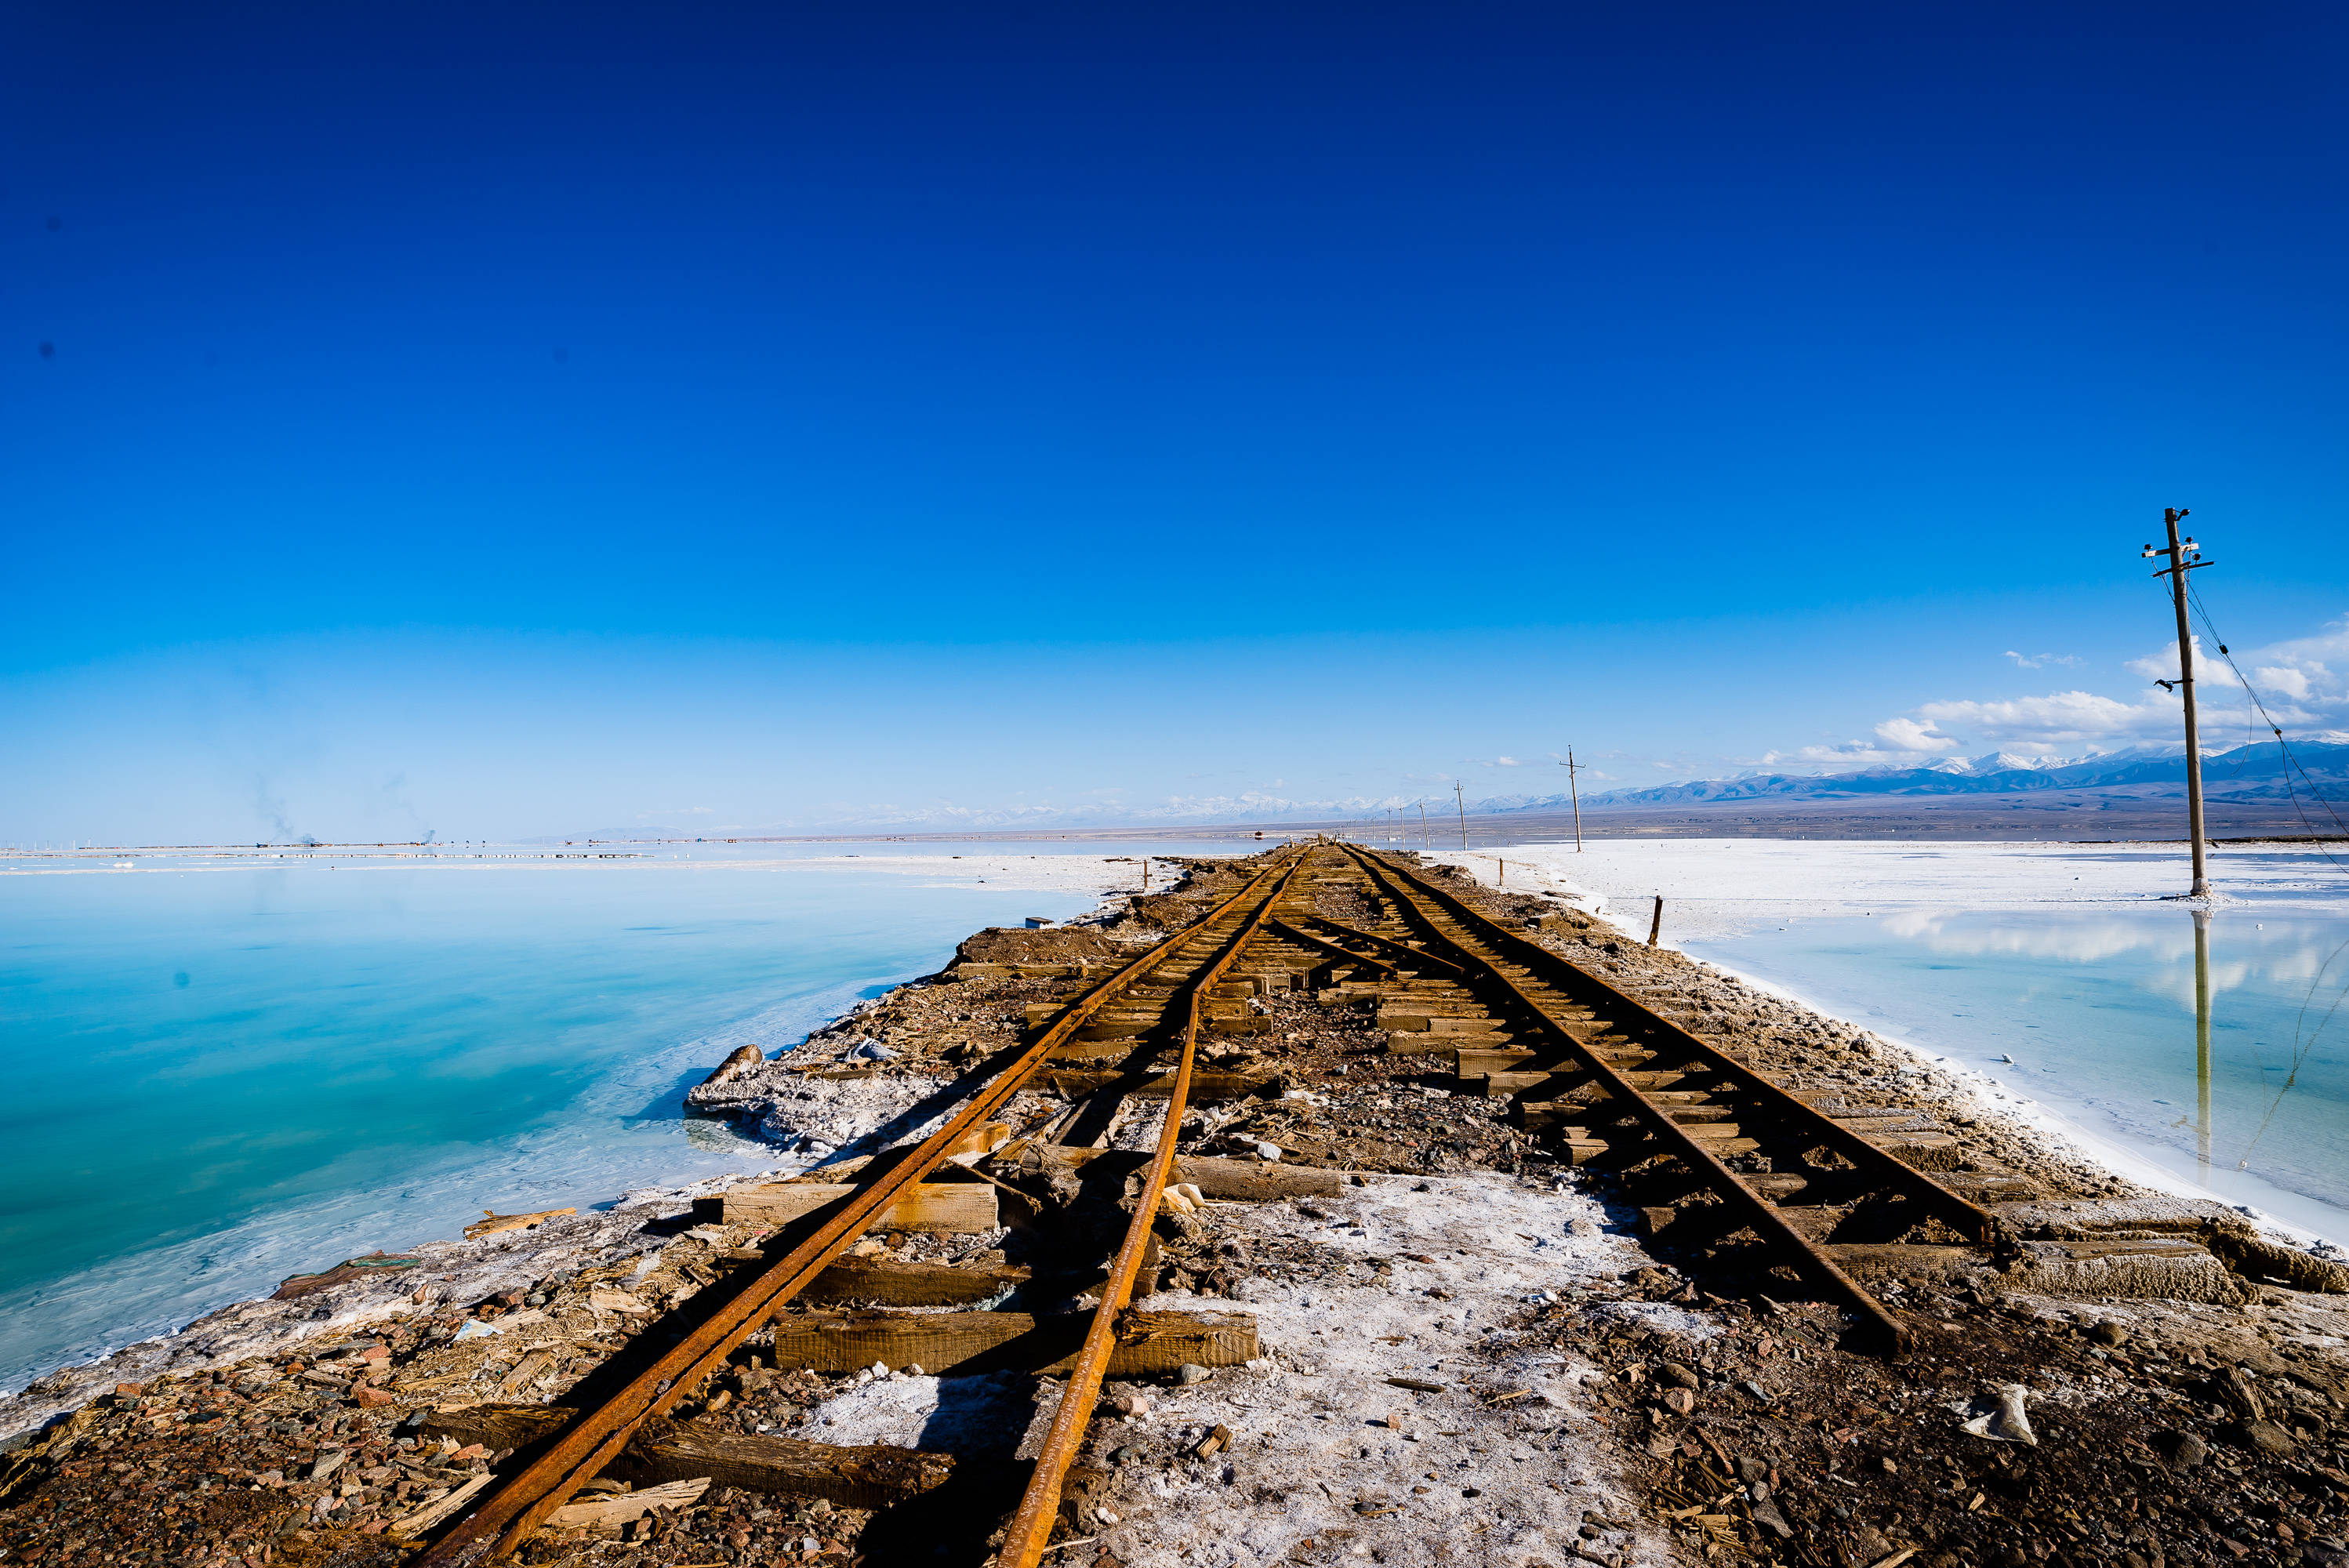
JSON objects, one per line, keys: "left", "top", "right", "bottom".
{"left": 2144, "top": 510, "right": 2213, "bottom": 898}
{"left": 1559, "top": 748, "right": 1584, "bottom": 852}
{"left": 1418, "top": 799, "right": 1430, "bottom": 850}
{"left": 2192, "top": 906, "right": 2213, "bottom": 1174}
{"left": 1453, "top": 781, "right": 1468, "bottom": 849}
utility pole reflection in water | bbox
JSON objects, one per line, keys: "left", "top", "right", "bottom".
{"left": 2193, "top": 907, "right": 2213, "bottom": 1178}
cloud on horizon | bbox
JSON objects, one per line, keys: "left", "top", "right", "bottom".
{"left": 1820, "top": 614, "right": 2349, "bottom": 763}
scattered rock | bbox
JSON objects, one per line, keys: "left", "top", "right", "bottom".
{"left": 2157, "top": 1428, "right": 2209, "bottom": 1468}
{"left": 2234, "top": 1418, "right": 2295, "bottom": 1457}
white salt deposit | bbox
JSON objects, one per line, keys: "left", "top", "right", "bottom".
{"left": 1437, "top": 837, "right": 2349, "bottom": 942}
{"left": 802, "top": 1369, "right": 1044, "bottom": 1456}
{"left": 1091, "top": 1171, "right": 1669, "bottom": 1568}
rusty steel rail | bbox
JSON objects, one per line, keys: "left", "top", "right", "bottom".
{"left": 1349, "top": 847, "right": 2001, "bottom": 1245}
{"left": 993, "top": 853, "right": 1310, "bottom": 1567}
{"left": 1343, "top": 846, "right": 1995, "bottom": 1355}
{"left": 414, "top": 848, "right": 1307, "bottom": 1564}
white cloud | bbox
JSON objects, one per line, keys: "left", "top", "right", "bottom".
{"left": 1779, "top": 614, "right": 2349, "bottom": 775}
{"left": 1492, "top": 756, "right": 1524, "bottom": 767}
{"left": 2257, "top": 666, "right": 2311, "bottom": 701}
{"left": 2126, "top": 638, "right": 2202, "bottom": 683}
{"left": 1914, "top": 689, "right": 2170, "bottom": 744}
{"left": 1872, "top": 717, "right": 1961, "bottom": 753}
{"left": 2128, "top": 621, "right": 2349, "bottom": 729}
{"left": 1758, "top": 739, "right": 1924, "bottom": 768}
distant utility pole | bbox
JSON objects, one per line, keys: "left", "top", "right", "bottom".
{"left": 1418, "top": 798, "right": 1430, "bottom": 850}
{"left": 1559, "top": 748, "right": 1585, "bottom": 852}
{"left": 1454, "top": 780, "right": 1468, "bottom": 849}
{"left": 2144, "top": 509, "right": 2214, "bottom": 898}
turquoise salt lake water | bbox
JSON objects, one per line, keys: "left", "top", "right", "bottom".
{"left": 0, "top": 840, "right": 1244, "bottom": 1392}
{"left": 1686, "top": 903, "right": 2349, "bottom": 1247}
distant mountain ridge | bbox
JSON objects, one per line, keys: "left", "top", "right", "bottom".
{"left": 599, "top": 740, "right": 2349, "bottom": 838}
{"left": 1490, "top": 740, "right": 2349, "bottom": 813}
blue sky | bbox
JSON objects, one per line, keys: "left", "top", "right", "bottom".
{"left": 5, "top": 2, "right": 2345, "bottom": 841}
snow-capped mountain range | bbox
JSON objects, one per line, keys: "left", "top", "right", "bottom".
{"left": 1494, "top": 739, "right": 2349, "bottom": 813}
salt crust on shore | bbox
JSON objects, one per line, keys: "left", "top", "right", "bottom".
{"left": 1436, "top": 837, "right": 2349, "bottom": 942}
{"left": 1080, "top": 1171, "right": 1665, "bottom": 1568}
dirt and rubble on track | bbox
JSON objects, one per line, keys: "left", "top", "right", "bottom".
{"left": 7, "top": 850, "right": 2349, "bottom": 1568}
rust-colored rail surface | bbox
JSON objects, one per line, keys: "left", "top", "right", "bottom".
{"left": 993, "top": 853, "right": 1309, "bottom": 1568}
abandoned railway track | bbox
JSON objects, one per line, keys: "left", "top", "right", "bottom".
{"left": 396, "top": 840, "right": 2031, "bottom": 1566}
{"left": 11, "top": 840, "right": 2348, "bottom": 1568}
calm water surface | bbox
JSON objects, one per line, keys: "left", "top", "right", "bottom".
{"left": 0, "top": 840, "right": 1244, "bottom": 1391}
{"left": 1687, "top": 905, "right": 2349, "bottom": 1244}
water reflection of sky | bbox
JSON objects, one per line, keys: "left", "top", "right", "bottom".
{"left": 1688, "top": 907, "right": 2349, "bottom": 1243}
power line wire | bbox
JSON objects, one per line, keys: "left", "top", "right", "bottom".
{"left": 2177, "top": 578, "right": 2349, "bottom": 849}
{"left": 2160, "top": 575, "right": 2349, "bottom": 1167}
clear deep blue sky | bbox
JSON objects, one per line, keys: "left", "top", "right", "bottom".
{"left": 5, "top": 2, "right": 2345, "bottom": 841}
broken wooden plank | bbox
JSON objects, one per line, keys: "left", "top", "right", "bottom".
{"left": 765, "top": 1308, "right": 1257, "bottom": 1377}
{"left": 942, "top": 1121, "right": 1014, "bottom": 1164}
{"left": 720, "top": 1181, "right": 999, "bottom": 1232}
{"left": 1454, "top": 1048, "right": 1541, "bottom": 1078}
{"left": 419, "top": 1406, "right": 957, "bottom": 1511}
{"left": 1483, "top": 1069, "right": 1570, "bottom": 1098}
{"left": 1041, "top": 1069, "right": 1266, "bottom": 1102}
{"left": 548, "top": 1477, "right": 710, "bottom": 1536}
{"left": 800, "top": 1254, "right": 1032, "bottom": 1306}
{"left": 1175, "top": 1156, "right": 1345, "bottom": 1202}
{"left": 1380, "top": 1032, "right": 1473, "bottom": 1055}
{"left": 496, "top": 1348, "right": 559, "bottom": 1396}
{"left": 1000, "top": 1144, "right": 1345, "bottom": 1200}
{"left": 386, "top": 1474, "right": 492, "bottom": 1541}
{"left": 465, "top": 1207, "right": 577, "bottom": 1240}
{"left": 611, "top": 1421, "right": 956, "bottom": 1508}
